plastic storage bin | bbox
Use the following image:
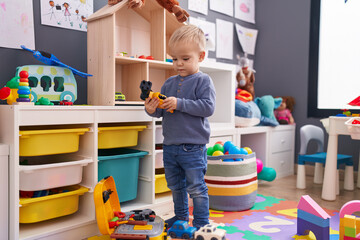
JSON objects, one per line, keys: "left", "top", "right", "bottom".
{"left": 345, "top": 117, "right": 360, "bottom": 140}
{"left": 98, "top": 148, "right": 148, "bottom": 202}
{"left": 0, "top": 144, "right": 8, "bottom": 240}
{"left": 155, "top": 150, "right": 163, "bottom": 169}
{"left": 98, "top": 126, "right": 147, "bottom": 149}
{"left": 19, "top": 128, "right": 89, "bottom": 156}
{"left": 19, "top": 185, "right": 89, "bottom": 223}
{"left": 19, "top": 155, "right": 92, "bottom": 191}
{"left": 155, "top": 174, "right": 170, "bottom": 194}
{"left": 205, "top": 153, "right": 258, "bottom": 211}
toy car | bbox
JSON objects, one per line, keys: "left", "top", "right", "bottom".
{"left": 194, "top": 224, "right": 226, "bottom": 240}
{"left": 167, "top": 220, "right": 197, "bottom": 239}
{"left": 59, "top": 100, "right": 73, "bottom": 105}
{"left": 115, "top": 91, "right": 125, "bottom": 101}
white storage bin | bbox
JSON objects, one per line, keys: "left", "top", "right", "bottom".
{"left": 345, "top": 117, "right": 360, "bottom": 140}
{"left": 19, "top": 155, "right": 92, "bottom": 191}
{"left": 155, "top": 126, "right": 164, "bottom": 144}
{"left": 155, "top": 150, "right": 164, "bottom": 169}
{"left": 0, "top": 144, "right": 8, "bottom": 240}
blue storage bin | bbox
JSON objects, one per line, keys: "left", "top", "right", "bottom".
{"left": 98, "top": 148, "right": 148, "bottom": 202}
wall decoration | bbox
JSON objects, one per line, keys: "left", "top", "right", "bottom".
{"left": 235, "top": 0, "right": 255, "bottom": 24}
{"left": 188, "top": 0, "right": 208, "bottom": 15}
{"left": 210, "top": 0, "right": 233, "bottom": 17}
{"left": 216, "top": 19, "right": 233, "bottom": 59}
{"left": 40, "top": 0, "right": 93, "bottom": 32}
{"left": 235, "top": 23, "right": 258, "bottom": 55}
{"left": 0, "top": 0, "right": 35, "bottom": 49}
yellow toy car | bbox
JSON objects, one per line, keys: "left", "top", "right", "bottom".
{"left": 94, "top": 176, "right": 167, "bottom": 240}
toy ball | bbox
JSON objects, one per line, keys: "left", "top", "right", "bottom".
{"left": 213, "top": 144, "right": 224, "bottom": 153}
{"left": 207, "top": 146, "right": 214, "bottom": 156}
{"left": 212, "top": 151, "right": 224, "bottom": 156}
{"left": 215, "top": 141, "right": 224, "bottom": 146}
{"left": 228, "top": 145, "right": 242, "bottom": 161}
{"left": 256, "top": 158, "right": 263, "bottom": 173}
{"left": 258, "top": 167, "right": 276, "bottom": 182}
{"left": 243, "top": 147, "right": 253, "bottom": 154}
{"left": 239, "top": 148, "right": 248, "bottom": 155}
{"left": 224, "top": 151, "right": 229, "bottom": 155}
{"left": 223, "top": 141, "right": 235, "bottom": 152}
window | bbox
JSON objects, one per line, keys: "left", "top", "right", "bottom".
{"left": 308, "top": 0, "right": 360, "bottom": 117}
{"left": 28, "top": 77, "right": 38, "bottom": 88}
{"left": 54, "top": 77, "right": 64, "bottom": 92}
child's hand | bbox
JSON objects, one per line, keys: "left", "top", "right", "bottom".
{"left": 162, "top": 97, "right": 177, "bottom": 112}
{"left": 145, "top": 97, "right": 159, "bottom": 114}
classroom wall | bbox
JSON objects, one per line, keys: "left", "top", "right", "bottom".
{"left": 0, "top": 0, "right": 358, "bottom": 169}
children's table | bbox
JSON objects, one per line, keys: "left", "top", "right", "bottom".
{"left": 321, "top": 117, "right": 356, "bottom": 201}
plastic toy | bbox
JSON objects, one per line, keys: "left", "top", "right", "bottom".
{"left": 35, "top": 97, "right": 54, "bottom": 105}
{"left": 16, "top": 71, "right": 31, "bottom": 103}
{"left": 348, "top": 96, "right": 360, "bottom": 106}
{"left": 138, "top": 55, "right": 155, "bottom": 60}
{"left": 257, "top": 166, "right": 276, "bottom": 182}
{"left": 139, "top": 80, "right": 173, "bottom": 113}
{"left": 0, "top": 76, "right": 21, "bottom": 105}
{"left": 20, "top": 45, "right": 92, "bottom": 79}
{"left": 339, "top": 200, "right": 360, "bottom": 240}
{"left": 167, "top": 220, "right": 197, "bottom": 239}
{"left": 59, "top": 100, "right": 73, "bottom": 105}
{"left": 16, "top": 65, "right": 78, "bottom": 103}
{"left": 297, "top": 195, "right": 331, "bottom": 240}
{"left": 115, "top": 91, "right": 125, "bottom": 101}
{"left": 94, "top": 176, "right": 167, "bottom": 240}
{"left": 194, "top": 224, "right": 226, "bottom": 240}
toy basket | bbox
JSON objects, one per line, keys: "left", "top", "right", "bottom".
{"left": 345, "top": 117, "right": 360, "bottom": 140}
{"left": 205, "top": 153, "right": 257, "bottom": 211}
{"left": 98, "top": 126, "right": 146, "bottom": 149}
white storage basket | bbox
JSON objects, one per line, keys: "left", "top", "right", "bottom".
{"left": 19, "top": 155, "right": 92, "bottom": 191}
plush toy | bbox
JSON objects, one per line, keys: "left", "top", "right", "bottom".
{"left": 274, "top": 96, "right": 295, "bottom": 124}
{"left": 254, "top": 95, "right": 282, "bottom": 123}
{"left": 108, "top": 0, "right": 190, "bottom": 23}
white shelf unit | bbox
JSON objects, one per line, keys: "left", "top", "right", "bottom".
{"left": 236, "top": 125, "right": 296, "bottom": 179}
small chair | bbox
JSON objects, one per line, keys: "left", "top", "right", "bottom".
{"left": 296, "top": 125, "right": 354, "bottom": 193}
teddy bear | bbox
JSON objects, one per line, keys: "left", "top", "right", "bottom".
{"left": 108, "top": 0, "right": 190, "bottom": 23}
{"left": 274, "top": 96, "right": 295, "bottom": 124}
{"left": 235, "top": 56, "right": 280, "bottom": 127}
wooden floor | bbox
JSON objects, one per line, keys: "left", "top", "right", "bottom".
{"left": 258, "top": 174, "right": 360, "bottom": 211}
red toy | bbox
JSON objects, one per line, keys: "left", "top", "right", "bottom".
{"left": 59, "top": 100, "right": 73, "bottom": 105}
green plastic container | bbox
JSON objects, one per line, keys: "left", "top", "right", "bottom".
{"left": 98, "top": 148, "right": 148, "bottom": 202}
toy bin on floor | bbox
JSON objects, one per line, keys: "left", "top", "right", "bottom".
{"left": 205, "top": 153, "right": 258, "bottom": 211}
{"left": 19, "top": 155, "right": 92, "bottom": 191}
{"left": 19, "top": 185, "right": 89, "bottom": 223}
{"left": 98, "top": 126, "right": 146, "bottom": 149}
{"left": 98, "top": 148, "right": 148, "bottom": 202}
{"left": 0, "top": 144, "right": 8, "bottom": 240}
{"left": 19, "top": 128, "right": 89, "bottom": 156}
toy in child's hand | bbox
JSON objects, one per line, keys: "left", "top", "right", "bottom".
{"left": 274, "top": 96, "right": 295, "bottom": 125}
{"left": 20, "top": 45, "right": 92, "bottom": 79}
{"left": 139, "top": 80, "right": 173, "bottom": 113}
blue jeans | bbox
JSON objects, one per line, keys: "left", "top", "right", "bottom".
{"left": 163, "top": 144, "right": 209, "bottom": 228}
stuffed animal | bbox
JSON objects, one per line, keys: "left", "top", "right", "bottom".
{"left": 274, "top": 96, "right": 295, "bottom": 124}
{"left": 108, "top": 0, "right": 190, "bottom": 23}
{"left": 254, "top": 95, "right": 282, "bottom": 123}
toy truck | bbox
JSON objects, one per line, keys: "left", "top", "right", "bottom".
{"left": 94, "top": 176, "right": 167, "bottom": 240}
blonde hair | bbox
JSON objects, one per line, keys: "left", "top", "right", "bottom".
{"left": 169, "top": 25, "right": 206, "bottom": 52}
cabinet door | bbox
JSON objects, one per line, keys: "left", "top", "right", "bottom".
{"left": 268, "top": 151, "right": 294, "bottom": 178}
{"left": 271, "top": 130, "right": 293, "bottom": 153}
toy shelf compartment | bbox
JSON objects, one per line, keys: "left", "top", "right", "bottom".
{"left": 19, "top": 154, "right": 92, "bottom": 191}
{"left": 98, "top": 125, "right": 147, "bottom": 149}
{"left": 19, "top": 185, "right": 89, "bottom": 224}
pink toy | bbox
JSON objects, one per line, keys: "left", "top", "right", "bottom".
{"left": 298, "top": 195, "right": 330, "bottom": 219}
{"left": 339, "top": 200, "right": 360, "bottom": 240}
{"left": 256, "top": 158, "right": 263, "bottom": 174}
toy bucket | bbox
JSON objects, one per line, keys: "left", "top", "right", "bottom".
{"left": 205, "top": 153, "right": 257, "bottom": 211}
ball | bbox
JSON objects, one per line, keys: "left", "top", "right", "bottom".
{"left": 207, "top": 146, "right": 214, "bottom": 156}
{"left": 243, "top": 147, "right": 253, "bottom": 154}
{"left": 213, "top": 144, "right": 224, "bottom": 153}
{"left": 256, "top": 158, "right": 263, "bottom": 173}
{"left": 223, "top": 141, "right": 235, "bottom": 152}
{"left": 212, "top": 150, "right": 224, "bottom": 156}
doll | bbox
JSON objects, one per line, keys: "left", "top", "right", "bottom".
{"left": 108, "top": 0, "right": 190, "bottom": 23}
{"left": 274, "top": 96, "right": 295, "bottom": 125}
